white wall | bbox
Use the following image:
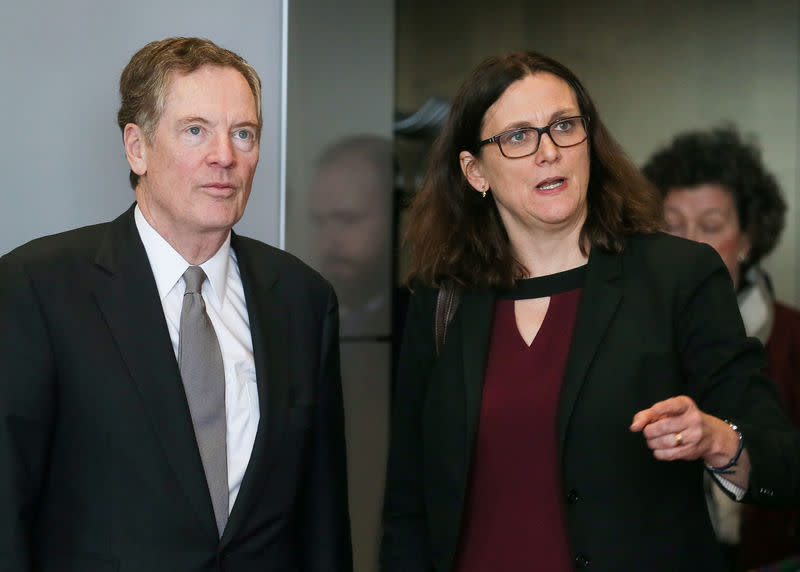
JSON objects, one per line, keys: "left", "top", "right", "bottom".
{"left": 0, "top": 0, "right": 285, "bottom": 255}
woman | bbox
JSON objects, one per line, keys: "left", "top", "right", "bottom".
{"left": 643, "top": 127, "right": 800, "bottom": 571}
{"left": 380, "top": 51, "right": 800, "bottom": 572}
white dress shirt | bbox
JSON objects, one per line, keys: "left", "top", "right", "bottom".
{"left": 134, "top": 205, "right": 260, "bottom": 514}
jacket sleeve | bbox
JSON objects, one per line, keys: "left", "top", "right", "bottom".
{"left": 676, "top": 244, "right": 800, "bottom": 506}
{"left": 298, "top": 284, "right": 353, "bottom": 572}
{"left": 0, "top": 251, "right": 57, "bottom": 571}
{"left": 380, "top": 287, "right": 437, "bottom": 571}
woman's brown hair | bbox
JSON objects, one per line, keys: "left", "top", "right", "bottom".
{"left": 642, "top": 125, "right": 786, "bottom": 271}
{"left": 404, "top": 51, "right": 662, "bottom": 289}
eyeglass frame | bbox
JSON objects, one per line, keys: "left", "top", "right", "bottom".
{"left": 478, "top": 115, "right": 590, "bottom": 159}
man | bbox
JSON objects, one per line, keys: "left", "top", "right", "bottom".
{"left": 309, "top": 136, "right": 394, "bottom": 338}
{"left": 0, "top": 37, "right": 351, "bottom": 571}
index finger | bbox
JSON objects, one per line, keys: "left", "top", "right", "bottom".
{"left": 630, "top": 407, "right": 657, "bottom": 432}
{"left": 630, "top": 396, "right": 691, "bottom": 432}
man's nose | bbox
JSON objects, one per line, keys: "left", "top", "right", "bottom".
{"left": 208, "top": 133, "right": 235, "bottom": 167}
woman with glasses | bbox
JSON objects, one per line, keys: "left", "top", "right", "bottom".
{"left": 644, "top": 126, "right": 800, "bottom": 572}
{"left": 380, "top": 51, "right": 800, "bottom": 572}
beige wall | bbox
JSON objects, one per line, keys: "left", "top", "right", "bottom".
{"left": 396, "top": 0, "right": 800, "bottom": 305}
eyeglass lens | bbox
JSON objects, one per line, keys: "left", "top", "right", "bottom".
{"left": 498, "top": 117, "right": 587, "bottom": 158}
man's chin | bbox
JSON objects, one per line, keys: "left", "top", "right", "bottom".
{"left": 326, "top": 279, "right": 363, "bottom": 305}
{"left": 320, "top": 263, "right": 356, "bottom": 284}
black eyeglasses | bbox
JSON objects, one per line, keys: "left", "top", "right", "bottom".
{"left": 479, "top": 115, "right": 589, "bottom": 158}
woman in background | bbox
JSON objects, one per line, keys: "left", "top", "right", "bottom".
{"left": 380, "top": 51, "right": 800, "bottom": 572}
{"left": 644, "top": 126, "right": 800, "bottom": 571}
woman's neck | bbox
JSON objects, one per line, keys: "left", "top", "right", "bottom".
{"left": 510, "top": 223, "right": 588, "bottom": 278}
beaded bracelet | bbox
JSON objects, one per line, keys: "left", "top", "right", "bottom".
{"left": 706, "top": 420, "right": 744, "bottom": 475}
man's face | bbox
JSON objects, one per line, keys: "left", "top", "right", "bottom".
{"left": 129, "top": 65, "right": 260, "bottom": 246}
{"left": 310, "top": 156, "right": 390, "bottom": 294}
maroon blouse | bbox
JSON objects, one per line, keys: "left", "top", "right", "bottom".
{"left": 455, "top": 266, "right": 584, "bottom": 571}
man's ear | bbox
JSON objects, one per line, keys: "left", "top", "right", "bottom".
{"left": 124, "top": 123, "right": 147, "bottom": 176}
{"left": 459, "top": 150, "right": 488, "bottom": 195}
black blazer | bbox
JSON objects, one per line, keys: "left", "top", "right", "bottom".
{"left": 0, "top": 206, "right": 352, "bottom": 571}
{"left": 381, "top": 233, "right": 800, "bottom": 572}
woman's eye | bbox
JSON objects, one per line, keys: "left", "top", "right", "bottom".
{"left": 663, "top": 216, "right": 684, "bottom": 233}
{"left": 508, "top": 130, "right": 528, "bottom": 143}
{"left": 553, "top": 120, "right": 573, "bottom": 132}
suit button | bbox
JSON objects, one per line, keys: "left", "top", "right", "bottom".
{"left": 760, "top": 487, "right": 774, "bottom": 497}
{"left": 575, "top": 553, "right": 591, "bottom": 567}
{"left": 566, "top": 489, "right": 581, "bottom": 504}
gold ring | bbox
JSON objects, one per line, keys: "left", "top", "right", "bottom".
{"left": 675, "top": 433, "right": 683, "bottom": 446}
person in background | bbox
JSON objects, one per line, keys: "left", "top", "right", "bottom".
{"left": 643, "top": 126, "right": 800, "bottom": 572}
{"left": 380, "top": 51, "right": 800, "bottom": 572}
{"left": 0, "top": 37, "right": 351, "bottom": 571}
{"left": 308, "top": 134, "right": 397, "bottom": 570}
{"left": 310, "top": 135, "right": 395, "bottom": 338}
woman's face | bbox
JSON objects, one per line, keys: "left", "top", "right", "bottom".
{"left": 663, "top": 184, "right": 750, "bottom": 287}
{"left": 459, "top": 72, "right": 591, "bottom": 244}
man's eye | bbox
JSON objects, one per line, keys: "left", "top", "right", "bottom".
{"left": 188, "top": 126, "right": 202, "bottom": 135}
{"left": 235, "top": 130, "right": 252, "bottom": 140}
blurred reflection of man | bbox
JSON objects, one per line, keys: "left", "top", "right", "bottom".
{"left": 309, "top": 135, "right": 394, "bottom": 571}
{"left": 310, "top": 135, "right": 394, "bottom": 337}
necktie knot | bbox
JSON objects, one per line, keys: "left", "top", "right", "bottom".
{"left": 183, "top": 266, "right": 207, "bottom": 295}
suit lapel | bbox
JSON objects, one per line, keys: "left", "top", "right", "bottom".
{"left": 91, "top": 206, "right": 217, "bottom": 538}
{"left": 458, "top": 288, "right": 495, "bottom": 465}
{"left": 556, "top": 248, "right": 623, "bottom": 454}
{"left": 221, "top": 235, "right": 287, "bottom": 543}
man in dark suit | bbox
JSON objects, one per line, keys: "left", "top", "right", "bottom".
{"left": 0, "top": 37, "right": 352, "bottom": 571}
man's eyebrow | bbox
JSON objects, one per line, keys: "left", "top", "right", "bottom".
{"left": 176, "top": 117, "right": 259, "bottom": 130}
{"left": 177, "top": 116, "right": 211, "bottom": 126}
{"left": 231, "top": 120, "right": 260, "bottom": 130}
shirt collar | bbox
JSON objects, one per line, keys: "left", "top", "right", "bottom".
{"left": 134, "top": 204, "right": 231, "bottom": 306}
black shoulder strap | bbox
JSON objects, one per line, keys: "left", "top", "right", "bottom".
{"left": 434, "top": 285, "right": 461, "bottom": 356}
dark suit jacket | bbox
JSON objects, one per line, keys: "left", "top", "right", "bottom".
{"left": 738, "top": 301, "right": 800, "bottom": 569}
{"left": 0, "top": 205, "right": 352, "bottom": 571}
{"left": 381, "top": 233, "right": 800, "bottom": 572}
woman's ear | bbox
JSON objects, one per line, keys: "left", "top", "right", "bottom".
{"left": 459, "top": 151, "right": 488, "bottom": 194}
{"left": 124, "top": 123, "right": 148, "bottom": 176}
{"left": 737, "top": 233, "right": 752, "bottom": 263}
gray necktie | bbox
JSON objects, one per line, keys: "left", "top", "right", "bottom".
{"left": 179, "top": 266, "right": 228, "bottom": 536}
